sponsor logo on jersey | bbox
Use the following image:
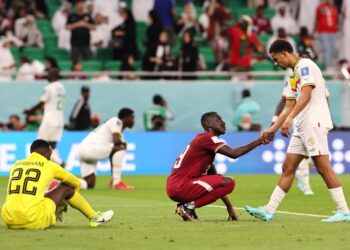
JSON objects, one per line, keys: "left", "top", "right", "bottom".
{"left": 211, "top": 136, "right": 221, "bottom": 143}
{"left": 307, "top": 138, "right": 315, "bottom": 146}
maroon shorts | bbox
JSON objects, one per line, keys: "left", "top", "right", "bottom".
{"left": 166, "top": 175, "right": 226, "bottom": 202}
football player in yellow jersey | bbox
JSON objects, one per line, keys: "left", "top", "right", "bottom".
{"left": 1, "top": 139, "right": 114, "bottom": 229}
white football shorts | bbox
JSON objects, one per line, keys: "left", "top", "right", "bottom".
{"left": 37, "top": 122, "right": 63, "bottom": 142}
{"left": 287, "top": 127, "right": 330, "bottom": 157}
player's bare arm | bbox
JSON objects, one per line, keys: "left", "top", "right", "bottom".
{"left": 217, "top": 133, "right": 274, "bottom": 159}
{"left": 112, "top": 133, "right": 126, "bottom": 151}
{"left": 24, "top": 101, "right": 45, "bottom": 115}
{"left": 265, "top": 99, "right": 295, "bottom": 135}
{"left": 271, "top": 97, "right": 286, "bottom": 125}
{"left": 281, "top": 86, "right": 313, "bottom": 137}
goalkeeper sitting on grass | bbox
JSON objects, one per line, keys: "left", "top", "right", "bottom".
{"left": 1, "top": 139, "right": 113, "bottom": 229}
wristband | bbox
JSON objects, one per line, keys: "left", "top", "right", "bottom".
{"left": 271, "top": 115, "right": 278, "bottom": 123}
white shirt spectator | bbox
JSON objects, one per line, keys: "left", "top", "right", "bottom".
{"left": 94, "top": 0, "right": 123, "bottom": 31}
{"left": 296, "top": 0, "right": 319, "bottom": 35}
{"left": 271, "top": 2, "right": 298, "bottom": 35}
{"left": 132, "top": 0, "right": 154, "bottom": 22}
{"left": 16, "top": 62, "right": 35, "bottom": 81}
{"left": 15, "top": 14, "right": 43, "bottom": 48}
{"left": 91, "top": 13, "right": 111, "bottom": 51}
{"left": 0, "top": 40, "right": 15, "bottom": 81}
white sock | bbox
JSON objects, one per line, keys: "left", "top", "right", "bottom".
{"left": 329, "top": 187, "right": 350, "bottom": 215}
{"left": 296, "top": 159, "right": 311, "bottom": 191}
{"left": 265, "top": 186, "right": 286, "bottom": 214}
{"left": 186, "top": 201, "right": 195, "bottom": 209}
{"left": 51, "top": 148, "right": 63, "bottom": 165}
{"left": 111, "top": 150, "right": 125, "bottom": 185}
{"left": 80, "top": 179, "right": 88, "bottom": 190}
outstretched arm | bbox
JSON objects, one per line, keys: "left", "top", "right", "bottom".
{"left": 267, "top": 98, "right": 296, "bottom": 133}
{"left": 217, "top": 132, "right": 274, "bottom": 159}
{"left": 24, "top": 101, "right": 44, "bottom": 115}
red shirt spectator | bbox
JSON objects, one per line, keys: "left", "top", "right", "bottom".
{"left": 315, "top": 1, "right": 338, "bottom": 33}
{"left": 207, "top": 0, "right": 231, "bottom": 41}
{"left": 228, "top": 21, "right": 262, "bottom": 68}
{"left": 252, "top": 5, "right": 272, "bottom": 35}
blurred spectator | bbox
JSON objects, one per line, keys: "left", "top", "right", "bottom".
{"left": 232, "top": 89, "right": 261, "bottom": 131}
{"left": 91, "top": 13, "right": 110, "bottom": 51}
{"left": 339, "top": 59, "right": 350, "bottom": 79}
{"left": 52, "top": 2, "right": 72, "bottom": 50}
{"left": 297, "top": 27, "right": 317, "bottom": 59}
{"left": 145, "top": 10, "right": 163, "bottom": 51}
{"left": 227, "top": 16, "right": 263, "bottom": 70}
{"left": 86, "top": 0, "right": 94, "bottom": 17}
{"left": 132, "top": 0, "right": 155, "bottom": 22}
{"left": 153, "top": 0, "right": 177, "bottom": 45}
{"left": 120, "top": 55, "right": 138, "bottom": 80}
{"left": 295, "top": 0, "right": 319, "bottom": 36}
{"left": 1, "top": 114, "right": 25, "bottom": 131}
{"left": 207, "top": 0, "right": 231, "bottom": 42}
{"left": 71, "top": 60, "right": 87, "bottom": 80}
{"left": 142, "top": 31, "right": 175, "bottom": 78}
{"left": 176, "top": 2, "right": 201, "bottom": 37}
{"left": 16, "top": 56, "right": 36, "bottom": 81}
{"left": 198, "top": 1, "right": 210, "bottom": 39}
{"left": 111, "top": 8, "right": 138, "bottom": 61}
{"left": 66, "top": 86, "right": 91, "bottom": 131}
{"left": 143, "top": 94, "right": 174, "bottom": 131}
{"left": 237, "top": 113, "right": 261, "bottom": 131}
{"left": 89, "top": 114, "right": 100, "bottom": 130}
{"left": 178, "top": 31, "right": 199, "bottom": 80}
{"left": 214, "top": 29, "right": 230, "bottom": 71}
{"left": 66, "top": 0, "right": 95, "bottom": 61}
{"left": 271, "top": 2, "right": 298, "bottom": 35}
{"left": 94, "top": 0, "right": 122, "bottom": 31}
{"left": 315, "top": 0, "right": 338, "bottom": 69}
{"left": 94, "top": 68, "right": 112, "bottom": 81}
{"left": 342, "top": 0, "right": 350, "bottom": 62}
{"left": 14, "top": 8, "right": 43, "bottom": 47}
{"left": 25, "top": 107, "right": 43, "bottom": 131}
{"left": 0, "top": 38, "right": 15, "bottom": 81}
{"left": 266, "top": 28, "right": 297, "bottom": 56}
{"left": 248, "top": 0, "right": 268, "bottom": 7}
{"left": 27, "top": 0, "right": 46, "bottom": 19}
{"left": 33, "top": 0, "right": 48, "bottom": 18}
{"left": 44, "top": 57, "right": 59, "bottom": 73}
{"left": 251, "top": 5, "right": 272, "bottom": 35}
{"left": 0, "top": 12, "right": 12, "bottom": 37}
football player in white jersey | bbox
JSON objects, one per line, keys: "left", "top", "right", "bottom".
{"left": 24, "top": 68, "right": 66, "bottom": 166}
{"left": 245, "top": 39, "right": 350, "bottom": 222}
{"left": 78, "top": 108, "right": 135, "bottom": 190}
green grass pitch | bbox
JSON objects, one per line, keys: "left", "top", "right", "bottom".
{"left": 1, "top": 175, "right": 350, "bottom": 250}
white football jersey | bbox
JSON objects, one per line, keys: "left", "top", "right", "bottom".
{"left": 83, "top": 117, "right": 123, "bottom": 144}
{"left": 284, "top": 58, "right": 333, "bottom": 131}
{"left": 40, "top": 81, "right": 66, "bottom": 126}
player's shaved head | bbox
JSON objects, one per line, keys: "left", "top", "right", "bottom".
{"left": 30, "top": 139, "right": 52, "bottom": 159}
{"left": 201, "top": 112, "right": 218, "bottom": 130}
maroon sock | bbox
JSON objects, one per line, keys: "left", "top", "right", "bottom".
{"left": 194, "top": 179, "right": 235, "bottom": 208}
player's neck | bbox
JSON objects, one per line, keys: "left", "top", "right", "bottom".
{"left": 291, "top": 55, "right": 301, "bottom": 69}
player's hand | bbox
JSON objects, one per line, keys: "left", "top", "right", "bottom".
{"left": 227, "top": 205, "right": 238, "bottom": 221}
{"left": 281, "top": 116, "right": 293, "bottom": 138}
{"left": 260, "top": 130, "right": 274, "bottom": 144}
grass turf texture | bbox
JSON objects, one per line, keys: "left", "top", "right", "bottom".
{"left": 1, "top": 175, "right": 350, "bottom": 250}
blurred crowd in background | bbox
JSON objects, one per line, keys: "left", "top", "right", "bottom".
{"left": 0, "top": 0, "right": 349, "bottom": 80}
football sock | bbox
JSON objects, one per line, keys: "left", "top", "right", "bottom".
{"left": 51, "top": 148, "right": 63, "bottom": 165}
{"left": 265, "top": 185, "right": 286, "bottom": 214}
{"left": 186, "top": 201, "right": 195, "bottom": 209}
{"left": 111, "top": 150, "right": 125, "bottom": 185}
{"left": 67, "top": 191, "right": 96, "bottom": 219}
{"left": 80, "top": 179, "right": 88, "bottom": 190}
{"left": 194, "top": 179, "right": 234, "bottom": 208}
{"left": 296, "top": 158, "right": 311, "bottom": 191}
{"left": 329, "top": 187, "right": 350, "bottom": 215}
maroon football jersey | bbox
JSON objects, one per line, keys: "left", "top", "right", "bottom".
{"left": 168, "top": 132, "right": 225, "bottom": 181}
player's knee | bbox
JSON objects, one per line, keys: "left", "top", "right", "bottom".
{"left": 223, "top": 177, "right": 235, "bottom": 193}
{"left": 61, "top": 183, "right": 75, "bottom": 199}
{"left": 282, "top": 163, "right": 294, "bottom": 175}
{"left": 84, "top": 174, "right": 96, "bottom": 189}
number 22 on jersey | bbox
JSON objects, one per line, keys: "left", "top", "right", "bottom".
{"left": 173, "top": 145, "right": 190, "bottom": 169}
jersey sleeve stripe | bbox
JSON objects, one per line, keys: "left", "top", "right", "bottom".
{"left": 214, "top": 143, "right": 226, "bottom": 153}
{"left": 301, "top": 83, "right": 316, "bottom": 89}
{"left": 193, "top": 180, "right": 213, "bottom": 191}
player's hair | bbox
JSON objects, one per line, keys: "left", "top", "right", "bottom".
{"left": 242, "top": 89, "right": 251, "bottom": 98}
{"left": 201, "top": 112, "right": 218, "bottom": 129}
{"left": 269, "top": 39, "right": 294, "bottom": 54}
{"left": 153, "top": 94, "right": 163, "bottom": 105}
{"left": 118, "top": 107, "right": 134, "bottom": 119}
{"left": 30, "top": 139, "right": 50, "bottom": 153}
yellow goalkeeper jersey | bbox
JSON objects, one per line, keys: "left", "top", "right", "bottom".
{"left": 1, "top": 152, "right": 80, "bottom": 226}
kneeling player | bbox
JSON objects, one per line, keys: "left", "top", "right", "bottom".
{"left": 166, "top": 112, "right": 274, "bottom": 221}
{"left": 1, "top": 139, "right": 113, "bottom": 229}
{"left": 78, "top": 108, "right": 135, "bottom": 190}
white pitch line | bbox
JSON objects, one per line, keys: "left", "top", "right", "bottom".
{"left": 208, "top": 205, "right": 329, "bottom": 218}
